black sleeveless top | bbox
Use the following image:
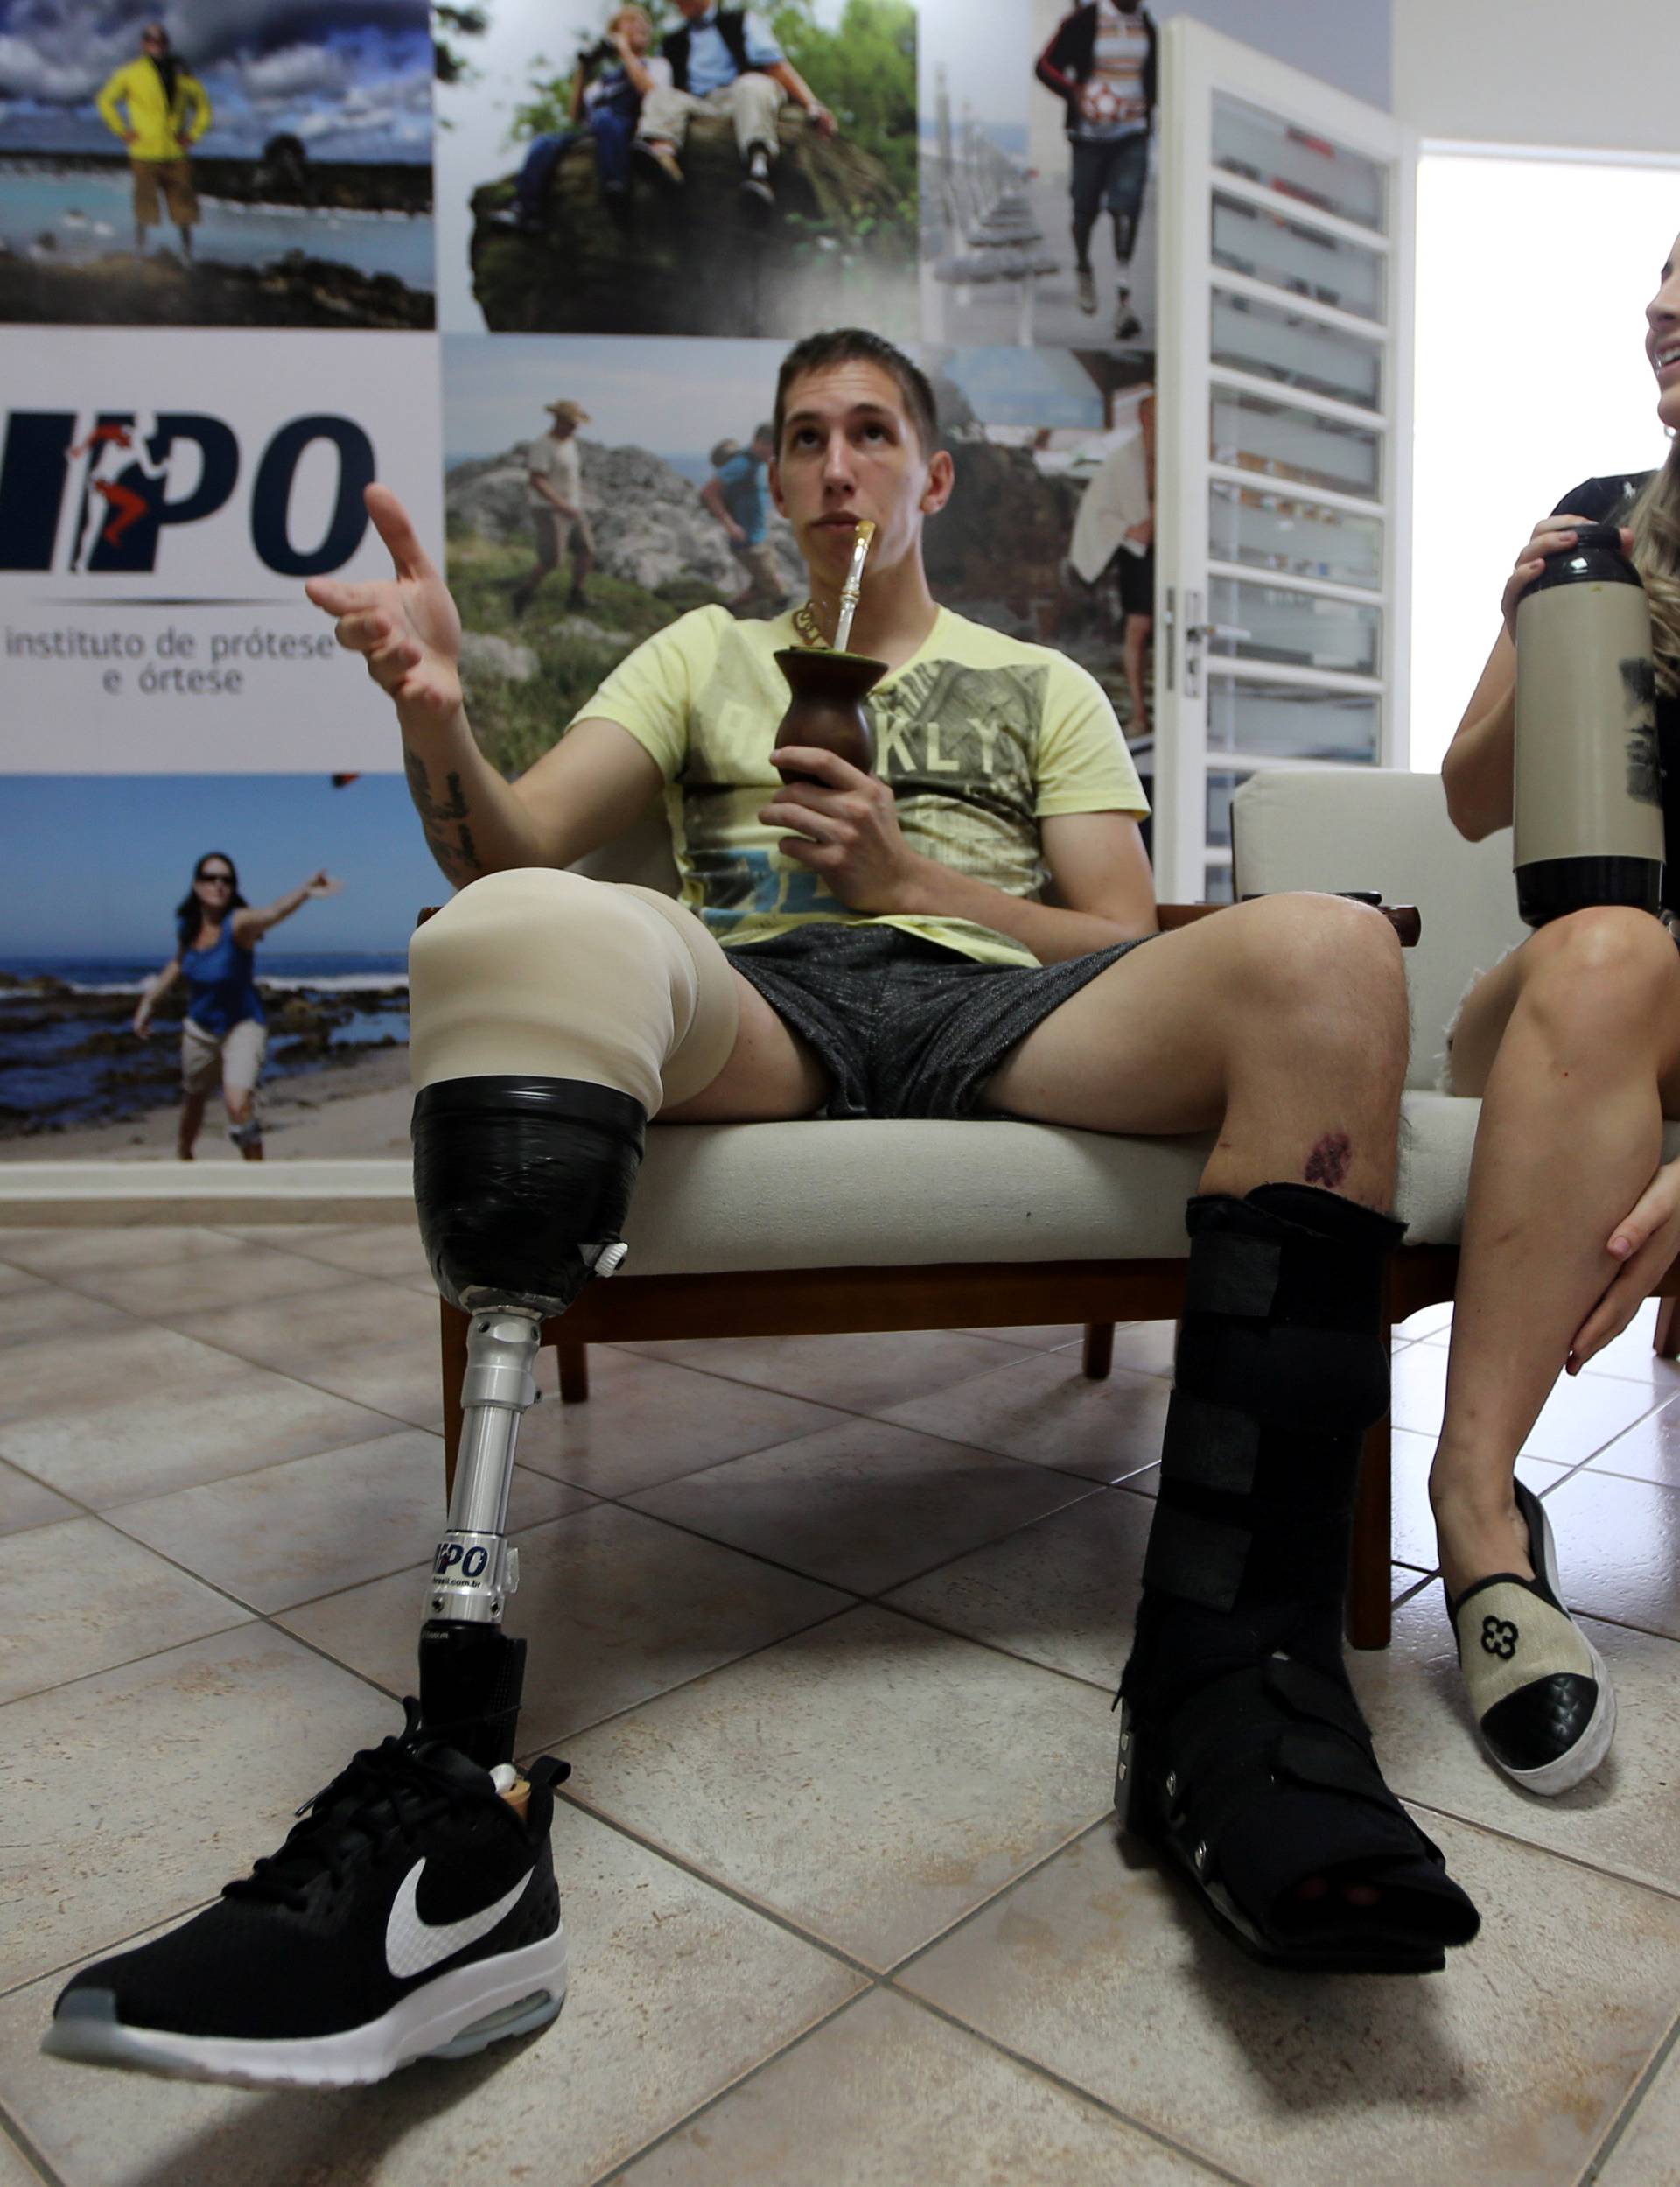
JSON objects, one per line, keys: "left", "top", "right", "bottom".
{"left": 1553, "top": 472, "right": 1678, "bottom": 911}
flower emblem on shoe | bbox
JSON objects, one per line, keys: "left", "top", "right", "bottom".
{"left": 1480, "top": 1615, "right": 1519, "bottom": 1660}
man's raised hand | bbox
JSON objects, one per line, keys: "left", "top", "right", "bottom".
{"left": 304, "top": 485, "right": 464, "bottom": 733}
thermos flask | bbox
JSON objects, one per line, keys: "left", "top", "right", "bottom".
{"left": 1513, "top": 522, "right": 1663, "bottom": 927}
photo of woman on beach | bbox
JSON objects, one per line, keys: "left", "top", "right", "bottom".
{"left": 1, "top": 779, "right": 431, "bottom": 1161}
{"left": 133, "top": 852, "right": 342, "bottom": 1161}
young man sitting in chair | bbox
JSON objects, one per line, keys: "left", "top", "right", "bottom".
{"left": 45, "top": 329, "right": 1477, "bottom": 2091}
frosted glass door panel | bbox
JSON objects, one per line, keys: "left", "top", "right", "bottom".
{"left": 1210, "top": 288, "right": 1382, "bottom": 411}
{"left": 1206, "top": 680, "right": 1381, "bottom": 764}
{"left": 1208, "top": 478, "right": 1383, "bottom": 588}
{"left": 1212, "top": 191, "right": 1386, "bottom": 321}
{"left": 1208, "top": 576, "right": 1380, "bottom": 675}
{"left": 1212, "top": 95, "right": 1386, "bottom": 233}
{"left": 1210, "top": 386, "right": 1382, "bottom": 500}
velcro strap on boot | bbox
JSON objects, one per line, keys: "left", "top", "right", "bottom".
{"left": 1184, "top": 1232, "right": 1281, "bottom": 1319}
{"left": 1141, "top": 1500, "right": 1250, "bottom": 1611}
{"left": 1159, "top": 1390, "right": 1261, "bottom": 1496}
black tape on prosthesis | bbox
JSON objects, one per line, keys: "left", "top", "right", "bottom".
{"left": 412, "top": 1075, "right": 646, "bottom": 1316}
{"left": 418, "top": 1621, "right": 528, "bottom": 1770}
{"left": 1143, "top": 1185, "right": 1403, "bottom": 1618}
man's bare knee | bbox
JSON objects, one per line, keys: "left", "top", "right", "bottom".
{"left": 1216, "top": 893, "right": 1406, "bottom": 1026}
{"left": 656, "top": 970, "right": 830, "bottom": 1122}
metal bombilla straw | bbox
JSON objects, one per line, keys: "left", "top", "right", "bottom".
{"left": 832, "top": 519, "right": 875, "bottom": 653}
{"left": 771, "top": 519, "right": 886, "bottom": 777}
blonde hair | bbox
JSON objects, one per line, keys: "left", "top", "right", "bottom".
{"left": 607, "top": 5, "right": 650, "bottom": 32}
{"left": 1628, "top": 442, "right": 1680, "bottom": 698}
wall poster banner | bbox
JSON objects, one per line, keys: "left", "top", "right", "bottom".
{"left": 0, "top": 773, "right": 434, "bottom": 1161}
{"left": 435, "top": 0, "right": 918, "bottom": 340}
{"left": 0, "top": 0, "right": 1394, "bottom": 1160}
{"left": 0, "top": 326, "right": 444, "bottom": 773}
{"left": 0, "top": 0, "right": 436, "bottom": 329}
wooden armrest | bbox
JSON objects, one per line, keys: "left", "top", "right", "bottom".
{"left": 1158, "top": 897, "right": 1421, "bottom": 948}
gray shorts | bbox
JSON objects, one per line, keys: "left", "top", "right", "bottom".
{"left": 180, "top": 1013, "right": 266, "bottom": 1097}
{"left": 725, "top": 922, "right": 1151, "bottom": 1120}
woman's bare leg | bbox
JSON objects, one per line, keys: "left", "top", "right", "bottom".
{"left": 1431, "top": 907, "right": 1680, "bottom": 1595}
{"left": 224, "top": 1086, "right": 264, "bottom": 1162}
{"left": 177, "top": 1090, "right": 206, "bottom": 1160}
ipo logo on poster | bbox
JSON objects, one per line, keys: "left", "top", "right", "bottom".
{"left": 0, "top": 326, "right": 442, "bottom": 773}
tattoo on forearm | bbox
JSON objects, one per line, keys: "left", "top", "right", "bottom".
{"left": 1304, "top": 1132, "right": 1353, "bottom": 1190}
{"left": 405, "top": 749, "right": 483, "bottom": 884}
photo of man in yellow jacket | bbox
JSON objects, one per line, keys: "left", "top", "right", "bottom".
{"left": 95, "top": 22, "right": 214, "bottom": 261}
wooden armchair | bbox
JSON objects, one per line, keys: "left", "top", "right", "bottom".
{"left": 432, "top": 796, "right": 1432, "bottom": 1650}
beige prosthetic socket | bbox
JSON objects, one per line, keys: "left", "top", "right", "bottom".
{"left": 409, "top": 868, "right": 738, "bottom": 1116}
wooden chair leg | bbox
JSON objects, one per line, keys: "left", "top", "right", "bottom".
{"left": 1347, "top": 1411, "right": 1393, "bottom": 1650}
{"left": 1082, "top": 1321, "right": 1115, "bottom": 1380}
{"left": 557, "top": 1331, "right": 591, "bottom": 1404}
{"left": 440, "top": 1300, "right": 470, "bottom": 1504}
{"left": 1656, "top": 1294, "right": 1680, "bottom": 1360}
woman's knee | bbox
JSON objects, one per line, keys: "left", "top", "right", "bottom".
{"left": 1514, "top": 906, "right": 1680, "bottom": 1047}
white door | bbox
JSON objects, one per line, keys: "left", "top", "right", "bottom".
{"left": 1152, "top": 18, "right": 1417, "bottom": 902}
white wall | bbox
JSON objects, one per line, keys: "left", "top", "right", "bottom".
{"left": 1408, "top": 155, "right": 1678, "bottom": 775}
{"left": 1393, "top": 0, "right": 1677, "bottom": 151}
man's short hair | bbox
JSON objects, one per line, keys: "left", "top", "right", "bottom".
{"left": 772, "top": 330, "right": 940, "bottom": 460}
{"left": 710, "top": 436, "right": 741, "bottom": 468}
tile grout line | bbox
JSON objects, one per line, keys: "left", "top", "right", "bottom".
{"left": 577, "top": 1987, "right": 886, "bottom": 2187}
{"left": 1395, "top": 1791, "right": 1680, "bottom": 1907}
{"left": 892, "top": 1980, "right": 1257, "bottom": 2187}
{"left": 556, "top": 1788, "right": 886, "bottom": 1983}
{"left": 578, "top": 1994, "right": 892, "bottom": 2187}
{"left": 1578, "top": 2002, "right": 1680, "bottom": 2185}
{"left": 0, "top": 2106, "right": 65, "bottom": 2187}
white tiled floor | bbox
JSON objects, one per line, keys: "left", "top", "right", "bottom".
{"left": 2, "top": 1226, "right": 1679, "bottom": 2185}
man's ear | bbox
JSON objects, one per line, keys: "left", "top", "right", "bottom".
{"left": 920, "top": 448, "right": 956, "bottom": 516}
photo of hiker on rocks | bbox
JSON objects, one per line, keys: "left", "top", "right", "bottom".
{"left": 437, "top": 0, "right": 916, "bottom": 339}
{"left": 441, "top": 333, "right": 806, "bottom": 776}
{"left": 0, "top": 0, "right": 436, "bottom": 329}
{"left": 701, "top": 423, "right": 788, "bottom": 613}
{"left": 920, "top": 0, "right": 1158, "bottom": 354}
{"left": 920, "top": 341, "right": 1153, "bottom": 741}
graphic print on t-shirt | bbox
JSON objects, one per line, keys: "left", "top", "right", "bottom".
{"left": 570, "top": 602, "right": 1147, "bottom": 967}
{"left": 1079, "top": 1, "right": 1149, "bottom": 139}
{"left": 682, "top": 660, "right": 1054, "bottom": 929}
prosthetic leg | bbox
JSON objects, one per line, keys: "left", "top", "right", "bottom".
{"left": 1117, "top": 1185, "right": 1480, "bottom": 1972}
{"left": 409, "top": 870, "right": 739, "bottom": 1770}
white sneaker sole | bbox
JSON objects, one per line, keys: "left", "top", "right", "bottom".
{"left": 42, "top": 1924, "right": 567, "bottom": 2090}
{"left": 1479, "top": 1497, "right": 1617, "bottom": 1798}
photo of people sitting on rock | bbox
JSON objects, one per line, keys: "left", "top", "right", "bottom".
{"left": 440, "top": 0, "right": 916, "bottom": 339}
{"left": 0, "top": 0, "right": 435, "bottom": 330}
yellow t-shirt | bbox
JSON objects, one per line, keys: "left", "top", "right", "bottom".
{"left": 569, "top": 602, "right": 1149, "bottom": 969}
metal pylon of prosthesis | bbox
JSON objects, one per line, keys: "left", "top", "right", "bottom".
{"left": 428, "top": 1308, "right": 542, "bottom": 1627}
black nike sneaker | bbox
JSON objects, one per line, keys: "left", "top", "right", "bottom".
{"left": 44, "top": 1704, "right": 569, "bottom": 2089}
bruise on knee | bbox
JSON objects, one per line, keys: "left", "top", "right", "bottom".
{"left": 1304, "top": 1132, "right": 1353, "bottom": 1190}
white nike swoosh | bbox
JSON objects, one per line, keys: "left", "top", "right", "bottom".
{"left": 385, "top": 1857, "right": 533, "bottom": 1980}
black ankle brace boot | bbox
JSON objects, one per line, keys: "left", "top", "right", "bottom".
{"left": 1116, "top": 1183, "right": 1479, "bottom": 1972}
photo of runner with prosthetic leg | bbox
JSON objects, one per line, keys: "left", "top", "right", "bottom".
{"left": 44, "top": 328, "right": 1476, "bottom": 2092}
